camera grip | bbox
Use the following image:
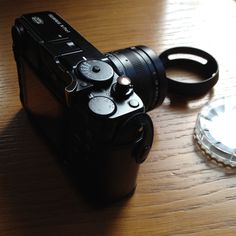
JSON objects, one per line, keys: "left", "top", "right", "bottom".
{"left": 103, "top": 113, "right": 153, "bottom": 199}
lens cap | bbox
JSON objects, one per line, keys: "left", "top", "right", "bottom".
{"left": 160, "top": 47, "right": 219, "bottom": 97}
{"left": 194, "top": 97, "right": 236, "bottom": 167}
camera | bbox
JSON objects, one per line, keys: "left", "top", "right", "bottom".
{"left": 12, "top": 11, "right": 167, "bottom": 201}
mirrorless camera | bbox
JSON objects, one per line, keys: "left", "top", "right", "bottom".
{"left": 12, "top": 11, "right": 167, "bottom": 201}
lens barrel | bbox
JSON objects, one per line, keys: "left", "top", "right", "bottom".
{"left": 107, "top": 46, "right": 167, "bottom": 111}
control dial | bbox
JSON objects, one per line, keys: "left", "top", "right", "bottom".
{"left": 88, "top": 96, "right": 116, "bottom": 117}
{"left": 78, "top": 60, "right": 114, "bottom": 83}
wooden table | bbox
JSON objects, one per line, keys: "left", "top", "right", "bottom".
{"left": 1, "top": 0, "right": 236, "bottom": 235}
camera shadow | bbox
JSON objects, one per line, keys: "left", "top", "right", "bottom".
{"left": 0, "top": 109, "right": 129, "bottom": 236}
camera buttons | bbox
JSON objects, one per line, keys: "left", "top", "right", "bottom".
{"left": 92, "top": 65, "right": 100, "bottom": 73}
{"left": 79, "top": 81, "right": 89, "bottom": 87}
{"left": 78, "top": 60, "right": 114, "bottom": 83}
{"left": 111, "top": 76, "right": 133, "bottom": 99}
{"left": 88, "top": 96, "right": 116, "bottom": 116}
{"left": 129, "top": 99, "right": 139, "bottom": 108}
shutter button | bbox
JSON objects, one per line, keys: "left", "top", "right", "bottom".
{"left": 111, "top": 76, "right": 133, "bottom": 99}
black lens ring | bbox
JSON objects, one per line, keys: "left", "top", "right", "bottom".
{"left": 159, "top": 47, "right": 219, "bottom": 97}
{"left": 135, "top": 46, "right": 167, "bottom": 108}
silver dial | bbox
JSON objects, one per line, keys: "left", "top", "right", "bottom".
{"left": 78, "top": 60, "right": 114, "bottom": 83}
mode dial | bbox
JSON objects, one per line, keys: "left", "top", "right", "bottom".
{"left": 78, "top": 60, "right": 114, "bottom": 83}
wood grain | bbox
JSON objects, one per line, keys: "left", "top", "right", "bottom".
{"left": 1, "top": 0, "right": 236, "bottom": 235}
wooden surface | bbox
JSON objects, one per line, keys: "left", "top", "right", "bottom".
{"left": 1, "top": 0, "right": 236, "bottom": 235}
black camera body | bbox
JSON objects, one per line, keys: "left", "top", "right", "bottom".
{"left": 12, "top": 11, "right": 167, "bottom": 201}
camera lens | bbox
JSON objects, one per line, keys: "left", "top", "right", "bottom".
{"left": 107, "top": 46, "right": 167, "bottom": 111}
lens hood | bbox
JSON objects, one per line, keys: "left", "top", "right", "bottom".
{"left": 160, "top": 47, "right": 219, "bottom": 97}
